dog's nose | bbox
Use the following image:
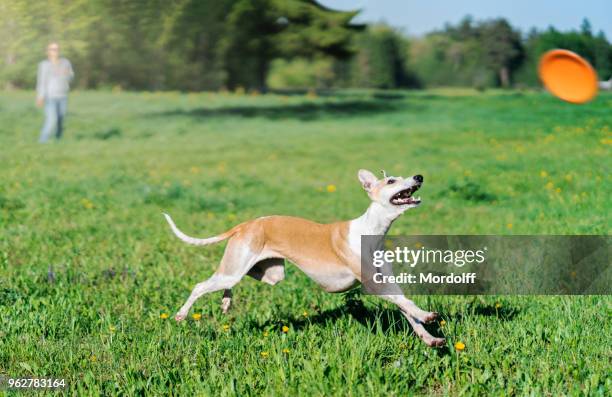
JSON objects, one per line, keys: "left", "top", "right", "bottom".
{"left": 413, "top": 175, "right": 424, "bottom": 183}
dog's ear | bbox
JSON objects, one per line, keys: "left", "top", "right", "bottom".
{"left": 358, "top": 169, "right": 378, "bottom": 192}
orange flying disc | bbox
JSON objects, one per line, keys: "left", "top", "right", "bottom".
{"left": 538, "top": 49, "right": 598, "bottom": 104}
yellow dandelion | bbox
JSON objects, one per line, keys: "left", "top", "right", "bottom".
{"left": 192, "top": 313, "right": 202, "bottom": 321}
{"left": 282, "top": 348, "right": 290, "bottom": 354}
{"left": 90, "top": 355, "right": 97, "bottom": 362}
{"left": 555, "top": 187, "right": 561, "bottom": 194}
{"left": 571, "top": 271, "right": 577, "bottom": 278}
{"left": 495, "top": 302, "right": 502, "bottom": 309}
{"left": 600, "top": 138, "right": 612, "bottom": 145}
{"left": 222, "top": 324, "right": 230, "bottom": 331}
{"left": 302, "top": 311, "right": 308, "bottom": 317}
{"left": 415, "top": 242, "right": 423, "bottom": 249}
{"left": 260, "top": 351, "right": 269, "bottom": 358}
{"left": 263, "top": 331, "right": 269, "bottom": 337}
{"left": 540, "top": 170, "right": 548, "bottom": 178}
{"left": 545, "top": 181, "right": 554, "bottom": 190}
{"left": 454, "top": 341, "right": 465, "bottom": 351}
{"left": 81, "top": 198, "right": 94, "bottom": 209}
{"left": 326, "top": 184, "right": 337, "bottom": 193}
{"left": 439, "top": 320, "right": 446, "bottom": 326}
{"left": 160, "top": 313, "right": 169, "bottom": 319}
{"left": 564, "top": 174, "right": 573, "bottom": 182}
{"left": 109, "top": 326, "right": 116, "bottom": 332}
{"left": 282, "top": 325, "right": 289, "bottom": 333}
{"left": 506, "top": 223, "right": 513, "bottom": 230}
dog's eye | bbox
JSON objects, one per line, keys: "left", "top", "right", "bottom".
{"left": 387, "top": 179, "right": 396, "bottom": 185}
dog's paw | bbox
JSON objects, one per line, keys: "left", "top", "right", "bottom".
{"left": 421, "top": 311, "right": 439, "bottom": 324}
{"left": 426, "top": 337, "right": 446, "bottom": 348}
{"left": 221, "top": 298, "right": 231, "bottom": 314}
{"left": 174, "top": 313, "right": 186, "bottom": 322}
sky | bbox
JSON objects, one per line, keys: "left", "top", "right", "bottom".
{"left": 320, "top": 0, "right": 612, "bottom": 38}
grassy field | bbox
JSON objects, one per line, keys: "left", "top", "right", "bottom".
{"left": 0, "top": 89, "right": 610, "bottom": 395}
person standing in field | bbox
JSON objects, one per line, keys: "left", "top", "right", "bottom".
{"left": 36, "top": 42, "right": 74, "bottom": 143}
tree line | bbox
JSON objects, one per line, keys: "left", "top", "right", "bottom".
{"left": 1, "top": 0, "right": 610, "bottom": 91}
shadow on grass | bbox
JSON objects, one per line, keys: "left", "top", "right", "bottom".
{"left": 264, "top": 89, "right": 411, "bottom": 100}
{"left": 456, "top": 301, "right": 520, "bottom": 321}
{"left": 247, "top": 294, "right": 520, "bottom": 355}
{"left": 247, "top": 295, "right": 450, "bottom": 350}
{"left": 249, "top": 296, "right": 401, "bottom": 332}
{"left": 152, "top": 99, "right": 413, "bottom": 121}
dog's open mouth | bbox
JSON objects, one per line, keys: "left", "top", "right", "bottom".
{"left": 390, "top": 185, "right": 421, "bottom": 206}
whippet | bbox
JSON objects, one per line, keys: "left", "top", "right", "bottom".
{"left": 163, "top": 169, "right": 445, "bottom": 347}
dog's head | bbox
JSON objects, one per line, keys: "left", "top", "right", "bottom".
{"left": 358, "top": 169, "right": 423, "bottom": 212}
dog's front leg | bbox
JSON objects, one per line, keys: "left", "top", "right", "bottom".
{"left": 380, "top": 294, "right": 445, "bottom": 347}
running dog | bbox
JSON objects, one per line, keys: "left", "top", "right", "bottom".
{"left": 163, "top": 169, "right": 444, "bottom": 347}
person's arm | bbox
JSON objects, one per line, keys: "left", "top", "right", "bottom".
{"left": 36, "top": 62, "right": 45, "bottom": 106}
{"left": 65, "top": 59, "right": 74, "bottom": 81}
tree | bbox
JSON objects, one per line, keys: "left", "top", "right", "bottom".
{"left": 479, "top": 18, "right": 524, "bottom": 87}
{"left": 157, "top": 0, "right": 232, "bottom": 90}
{"left": 221, "top": 0, "right": 361, "bottom": 90}
{"left": 0, "top": 0, "right": 37, "bottom": 89}
{"left": 0, "top": 0, "right": 360, "bottom": 91}
{"left": 0, "top": 0, "right": 96, "bottom": 89}
{"left": 580, "top": 18, "right": 592, "bottom": 37}
{"left": 592, "top": 31, "right": 611, "bottom": 80}
{"left": 351, "top": 25, "right": 417, "bottom": 89}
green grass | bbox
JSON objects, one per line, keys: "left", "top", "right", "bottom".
{"left": 0, "top": 89, "right": 610, "bottom": 395}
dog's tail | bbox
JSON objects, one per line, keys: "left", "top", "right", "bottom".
{"left": 162, "top": 213, "right": 232, "bottom": 246}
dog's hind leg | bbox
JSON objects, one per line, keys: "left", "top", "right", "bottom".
{"left": 221, "top": 289, "right": 232, "bottom": 314}
{"left": 175, "top": 238, "right": 259, "bottom": 321}
{"left": 175, "top": 273, "right": 240, "bottom": 321}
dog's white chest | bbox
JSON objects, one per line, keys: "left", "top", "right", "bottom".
{"left": 347, "top": 221, "right": 366, "bottom": 258}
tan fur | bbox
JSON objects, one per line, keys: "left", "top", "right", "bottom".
{"left": 164, "top": 169, "right": 445, "bottom": 347}
{"left": 220, "top": 216, "right": 359, "bottom": 292}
